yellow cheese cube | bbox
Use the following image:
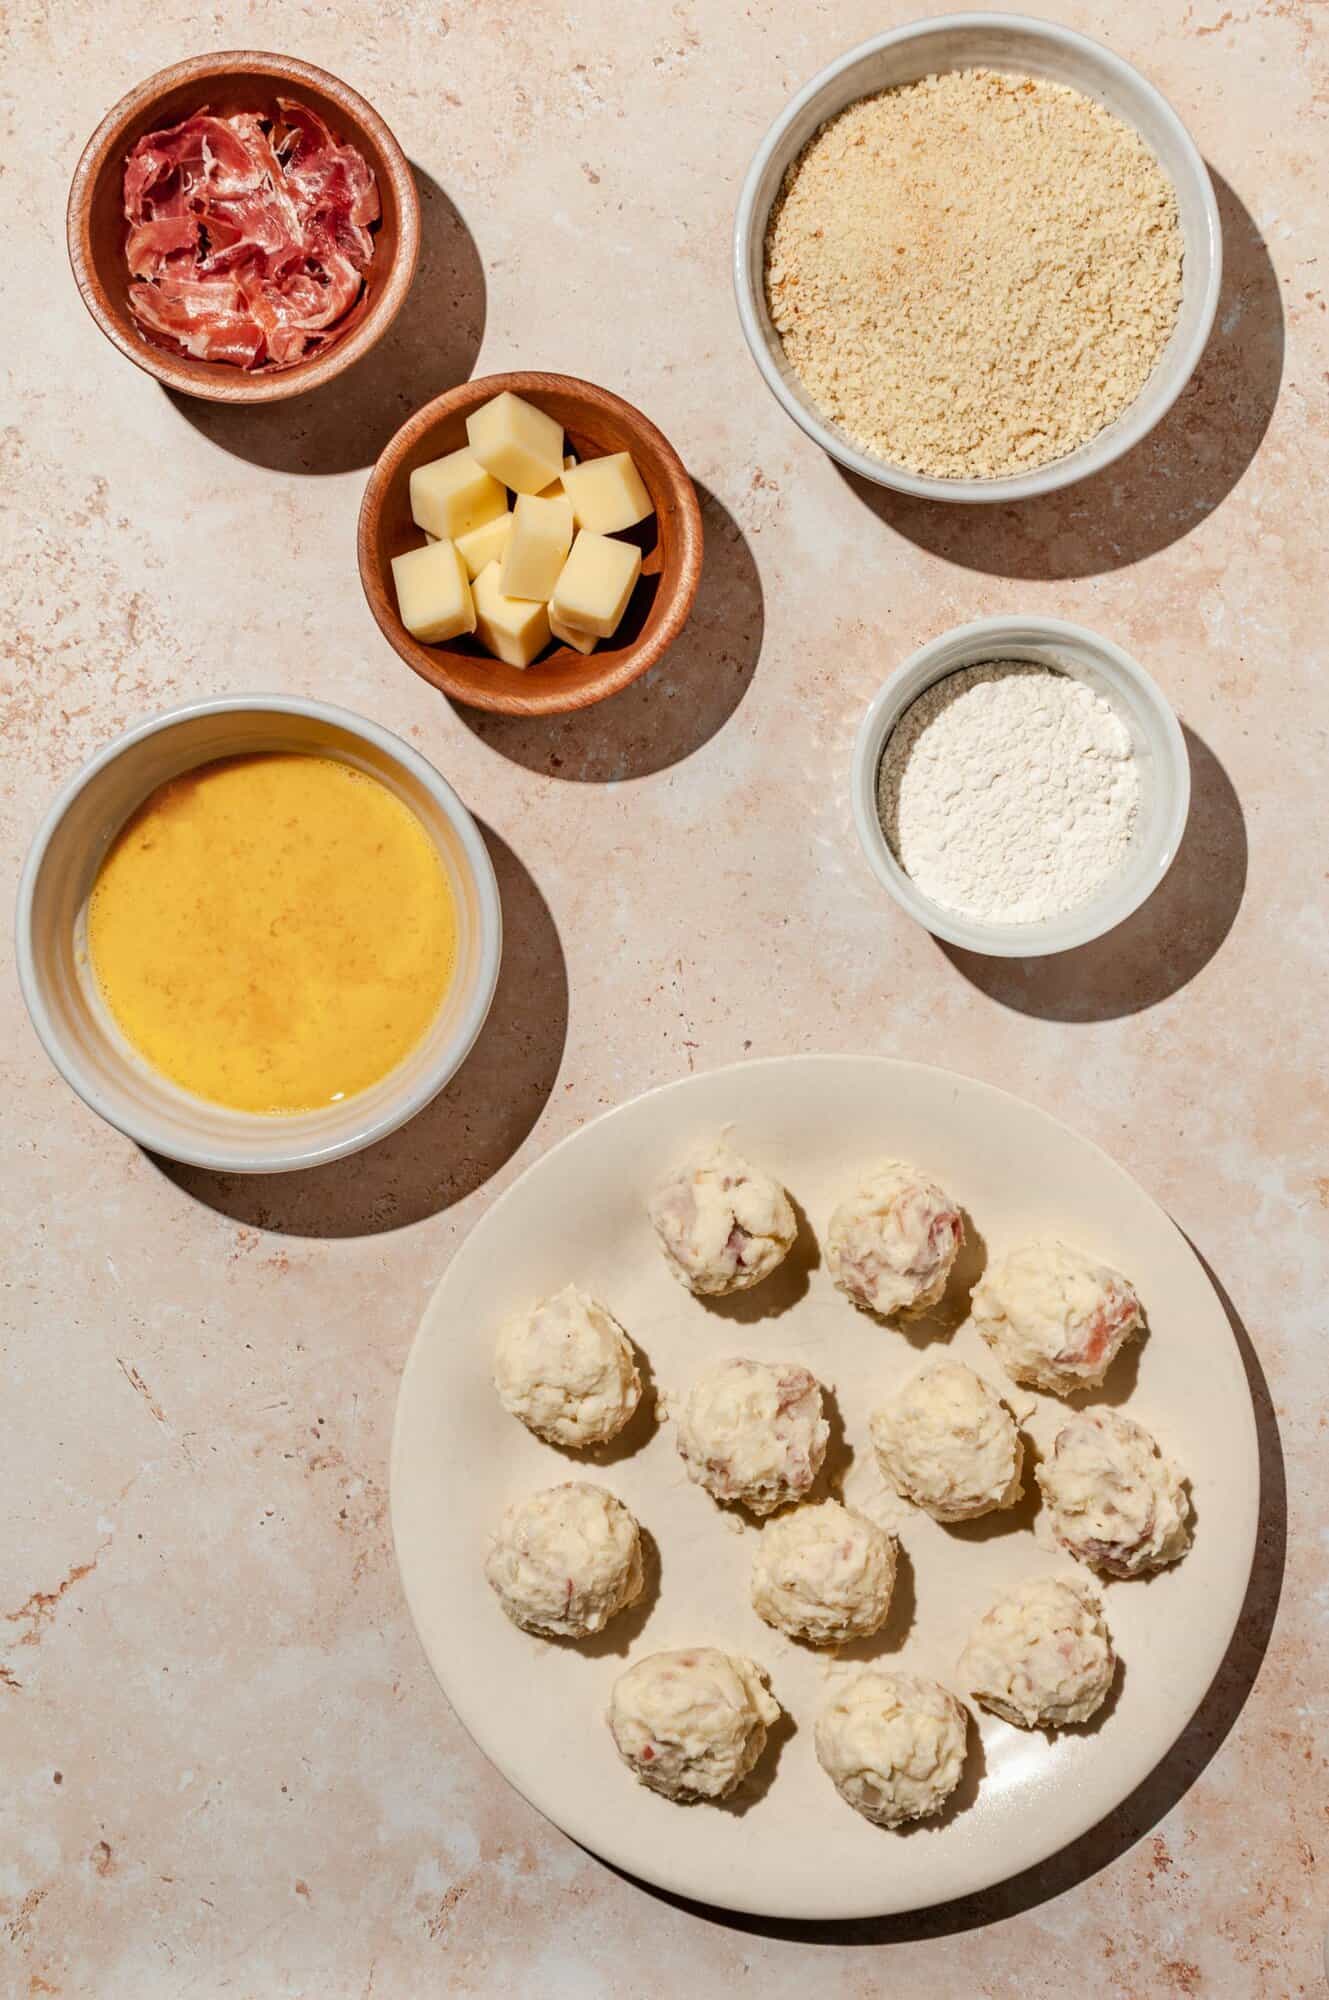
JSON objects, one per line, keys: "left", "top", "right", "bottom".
{"left": 455, "top": 510, "right": 513, "bottom": 581}
{"left": 550, "top": 530, "right": 642, "bottom": 640}
{"left": 466, "top": 391, "right": 564, "bottom": 495}
{"left": 472, "top": 561, "right": 552, "bottom": 668}
{"left": 561, "top": 452, "right": 654, "bottom": 534}
{"left": 501, "top": 493, "right": 574, "bottom": 602}
{"left": 549, "top": 605, "right": 597, "bottom": 655}
{"left": 537, "top": 453, "right": 579, "bottom": 500}
{"left": 390, "top": 539, "right": 476, "bottom": 643}
{"left": 409, "top": 448, "right": 507, "bottom": 540}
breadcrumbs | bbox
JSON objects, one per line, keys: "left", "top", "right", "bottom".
{"left": 764, "top": 69, "right": 1183, "bottom": 478}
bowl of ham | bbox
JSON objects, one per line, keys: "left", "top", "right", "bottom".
{"left": 67, "top": 50, "right": 420, "bottom": 401}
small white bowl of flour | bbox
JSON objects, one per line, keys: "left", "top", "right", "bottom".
{"left": 852, "top": 617, "right": 1189, "bottom": 957}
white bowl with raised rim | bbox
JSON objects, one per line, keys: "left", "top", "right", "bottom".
{"left": 16, "top": 696, "right": 501, "bottom": 1173}
{"left": 851, "top": 616, "right": 1190, "bottom": 956}
{"left": 734, "top": 13, "right": 1222, "bottom": 503}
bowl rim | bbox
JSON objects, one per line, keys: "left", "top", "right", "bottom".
{"left": 66, "top": 48, "right": 422, "bottom": 406}
{"left": 733, "top": 11, "right": 1223, "bottom": 504}
{"left": 850, "top": 614, "right": 1192, "bottom": 957}
{"left": 357, "top": 370, "right": 705, "bottom": 717}
{"left": 15, "top": 694, "right": 502, "bottom": 1173}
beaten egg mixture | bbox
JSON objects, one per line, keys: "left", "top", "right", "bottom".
{"left": 88, "top": 753, "right": 455, "bottom": 1114}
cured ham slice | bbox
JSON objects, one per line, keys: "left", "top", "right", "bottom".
{"left": 129, "top": 277, "right": 266, "bottom": 370}
{"left": 123, "top": 100, "right": 379, "bottom": 370}
{"left": 125, "top": 214, "right": 200, "bottom": 276}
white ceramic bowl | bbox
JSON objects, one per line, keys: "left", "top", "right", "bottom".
{"left": 16, "top": 696, "right": 502, "bottom": 1173}
{"left": 851, "top": 617, "right": 1190, "bottom": 956}
{"left": 734, "top": 14, "right": 1222, "bottom": 503}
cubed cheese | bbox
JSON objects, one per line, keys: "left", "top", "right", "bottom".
{"left": 537, "top": 452, "right": 579, "bottom": 500}
{"left": 466, "top": 391, "right": 564, "bottom": 495}
{"left": 455, "top": 510, "right": 513, "bottom": 581}
{"left": 472, "top": 561, "right": 552, "bottom": 668}
{"left": 390, "top": 539, "right": 476, "bottom": 644}
{"left": 409, "top": 447, "right": 507, "bottom": 540}
{"left": 561, "top": 452, "right": 654, "bottom": 534}
{"left": 501, "top": 493, "right": 574, "bottom": 602}
{"left": 550, "top": 530, "right": 642, "bottom": 640}
{"left": 548, "top": 605, "right": 597, "bottom": 655}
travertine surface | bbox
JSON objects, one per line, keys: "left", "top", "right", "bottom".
{"left": 1, "top": 2, "right": 1323, "bottom": 1994}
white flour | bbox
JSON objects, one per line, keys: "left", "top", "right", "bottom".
{"left": 877, "top": 663, "right": 1140, "bottom": 925}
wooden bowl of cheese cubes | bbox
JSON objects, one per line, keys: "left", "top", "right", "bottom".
{"left": 357, "top": 372, "right": 704, "bottom": 715}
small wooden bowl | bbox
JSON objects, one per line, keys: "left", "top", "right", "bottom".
{"left": 358, "top": 373, "right": 705, "bottom": 716}
{"left": 67, "top": 50, "right": 420, "bottom": 405}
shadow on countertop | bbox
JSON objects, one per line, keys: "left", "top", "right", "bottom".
{"left": 148, "top": 825, "right": 565, "bottom": 1236}
{"left": 163, "top": 164, "right": 485, "bottom": 476}
{"left": 835, "top": 170, "right": 1283, "bottom": 580}
{"left": 609, "top": 1244, "right": 1284, "bottom": 1944}
{"left": 458, "top": 482, "right": 762, "bottom": 781}
{"left": 940, "top": 726, "right": 1246, "bottom": 1022}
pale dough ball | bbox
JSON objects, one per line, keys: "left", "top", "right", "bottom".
{"left": 493, "top": 1284, "right": 641, "bottom": 1448}
{"left": 647, "top": 1140, "right": 797, "bottom": 1296}
{"left": 484, "top": 1482, "right": 644, "bottom": 1639}
{"left": 607, "top": 1647, "right": 780, "bottom": 1801}
{"left": 675, "top": 1357, "right": 828, "bottom": 1516}
{"left": 750, "top": 1500, "right": 897, "bottom": 1645}
{"left": 815, "top": 1671, "right": 969, "bottom": 1827}
{"left": 870, "top": 1357, "right": 1023, "bottom": 1521}
{"left": 971, "top": 1240, "right": 1143, "bottom": 1396}
{"left": 1036, "top": 1408, "right": 1191, "bottom": 1578}
{"left": 826, "top": 1161, "right": 964, "bottom": 1318}
{"left": 959, "top": 1574, "right": 1115, "bottom": 1728}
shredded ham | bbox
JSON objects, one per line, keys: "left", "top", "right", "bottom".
{"left": 123, "top": 99, "right": 379, "bottom": 370}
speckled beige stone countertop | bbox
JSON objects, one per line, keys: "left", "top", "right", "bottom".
{"left": 2, "top": 2, "right": 1324, "bottom": 1994}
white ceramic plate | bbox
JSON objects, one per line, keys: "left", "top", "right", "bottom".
{"left": 391, "top": 1057, "right": 1259, "bottom": 1920}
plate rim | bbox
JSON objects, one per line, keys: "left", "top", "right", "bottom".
{"left": 389, "top": 1054, "right": 1261, "bottom": 1921}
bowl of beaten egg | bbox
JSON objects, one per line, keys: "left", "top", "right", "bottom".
{"left": 17, "top": 697, "right": 501, "bottom": 1173}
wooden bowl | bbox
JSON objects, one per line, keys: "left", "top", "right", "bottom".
{"left": 67, "top": 50, "right": 420, "bottom": 404}
{"left": 358, "top": 373, "right": 705, "bottom": 716}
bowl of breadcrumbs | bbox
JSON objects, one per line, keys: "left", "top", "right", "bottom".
{"left": 734, "top": 15, "right": 1221, "bottom": 503}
